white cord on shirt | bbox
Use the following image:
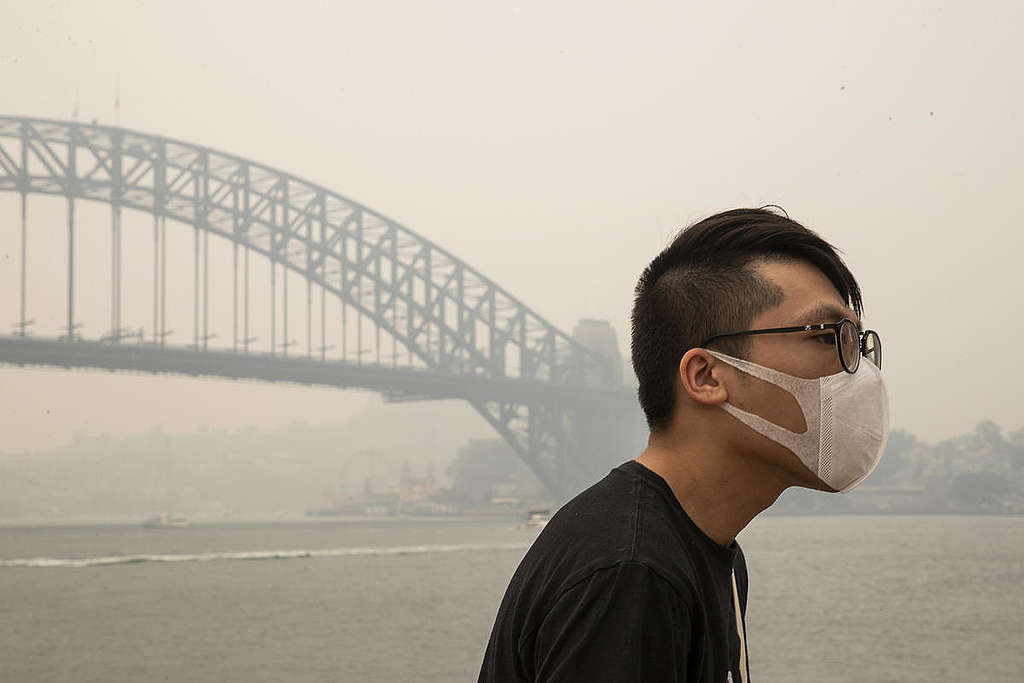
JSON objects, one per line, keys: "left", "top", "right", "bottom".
{"left": 731, "top": 569, "right": 748, "bottom": 683}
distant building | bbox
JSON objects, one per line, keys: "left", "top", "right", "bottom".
{"left": 572, "top": 318, "right": 623, "bottom": 386}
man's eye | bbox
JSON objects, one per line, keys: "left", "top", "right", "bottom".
{"left": 814, "top": 333, "right": 836, "bottom": 345}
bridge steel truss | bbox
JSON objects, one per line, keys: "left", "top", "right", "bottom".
{"left": 0, "top": 116, "right": 642, "bottom": 499}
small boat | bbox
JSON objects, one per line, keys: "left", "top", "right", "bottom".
{"left": 142, "top": 512, "right": 190, "bottom": 528}
{"left": 518, "top": 509, "right": 551, "bottom": 531}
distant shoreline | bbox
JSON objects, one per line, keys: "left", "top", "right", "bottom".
{"left": 0, "top": 514, "right": 523, "bottom": 528}
{"left": 1, "top": 510, "right": 1021, "bottom": 528}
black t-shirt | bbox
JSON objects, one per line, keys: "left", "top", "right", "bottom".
{"left": 477, "top": 459, "right": 750, "bottom": 683}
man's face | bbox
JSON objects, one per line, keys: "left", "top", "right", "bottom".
{"left": 721, "top": 258, "right": 862, "bottom": 489}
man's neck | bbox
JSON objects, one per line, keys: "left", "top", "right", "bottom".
{"left": 636, "top": 435, "right": 789, "bottom": 547}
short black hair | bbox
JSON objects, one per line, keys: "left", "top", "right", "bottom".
{"left": 630, "top": 207, "right": 863, "bottom": 434}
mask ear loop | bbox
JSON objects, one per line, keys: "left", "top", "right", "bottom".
{"left": 705, "top": 348, "right": 828, "bottom": 482}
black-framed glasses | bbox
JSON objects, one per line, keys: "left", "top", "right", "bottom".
{"left": 700, "top": 318, "right": 882, "bottom": 374}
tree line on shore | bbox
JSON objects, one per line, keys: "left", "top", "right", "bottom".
{"left": 772, "top": 420, "right": 1024, "bottom": 514}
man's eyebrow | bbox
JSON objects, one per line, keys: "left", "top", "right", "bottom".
{"left": 796, "top": 303, "right": 862, "bottom": 330}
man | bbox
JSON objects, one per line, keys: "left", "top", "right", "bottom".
{"left": 477, "top": 207, "right": 890, "bottom": 682}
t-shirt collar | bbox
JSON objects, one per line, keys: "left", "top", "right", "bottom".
{"left": 615, "top": 459, "right": 740, "bottom": 566}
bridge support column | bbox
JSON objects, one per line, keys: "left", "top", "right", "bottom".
{"left": 112, "top": 204, "right": 121, "bottom": 342}
{"left": 244, "top": 245, "right": 250, "bottom": 354}
{"left": 193, "top": 226, "right": 199, "bottom": 349}
{"left": 152, "top": 214, "right": 168, "bottom": 345}
{"left": 19, "top": 191, "right": 27, "bottom": 337}
{"left": 233, "top": 242, "right": 238, "bottom": 353}
{"left": 544, "top": 399, "right": 648, "bottom": 502}
{"left": 203, "top": 229, "right": 209, "bottom": 350}
{"left": 66, "top": 195, "right": 74, "bottom": 340}
{"left": 160, "top": 216, "right": 166, "bottom": 345}
{"left": 271, "top": 261, "right": 276, "bottom": 355}
{"left": 283, "top": 266, "right": 288, "bottom": 356}
{"left": 153, "top": 214, "right": 158, "bottom": 343}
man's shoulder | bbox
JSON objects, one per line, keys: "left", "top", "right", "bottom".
{"left": 479, "top": 462, "right": 708, "bottom": 680}
{"left": 511, "top": 461, "right": 700, "bottom": 608}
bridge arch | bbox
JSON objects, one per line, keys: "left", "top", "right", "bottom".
{"left": 0, "top": 116, "right": 638, "bottom": 498}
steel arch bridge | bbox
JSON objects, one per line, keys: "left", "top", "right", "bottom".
{"left": 0, "top": 115, "right": 644, "bottom": 499}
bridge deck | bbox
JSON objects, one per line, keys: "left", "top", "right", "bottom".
{"left": 0, "top": 336, "right": 632, "bottom": 407}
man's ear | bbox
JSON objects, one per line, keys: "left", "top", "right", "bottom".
{"left": 677, "top": 348, "right": 730, "bottom": 407}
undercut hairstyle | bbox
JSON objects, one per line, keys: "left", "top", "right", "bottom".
{"left": 630, "top": 207, "right": 863, "bottom": 434}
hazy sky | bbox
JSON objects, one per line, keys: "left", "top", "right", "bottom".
{"left": 0, "top": 0, "right": 1021, "bottom": 451}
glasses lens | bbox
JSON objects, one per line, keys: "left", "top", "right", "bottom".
{"left": 839, "top": 320, "right": 859, "bottom": 372}
{"left": 863, "top": 330, "right": 882, "bottom": 369}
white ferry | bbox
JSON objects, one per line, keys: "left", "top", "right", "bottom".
{"left": 142, "top": 512, "right": 190, "bottom": 528}
{"left": 518, "top": 509, "right": 551, "bottom": 531}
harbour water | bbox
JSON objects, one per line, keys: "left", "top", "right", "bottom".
{"left": 1, "top": 515, "right": 1021, "bottom": 682}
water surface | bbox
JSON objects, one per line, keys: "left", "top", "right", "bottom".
{"left": 1, "top": 516, "right": 1020, "bottom": 682}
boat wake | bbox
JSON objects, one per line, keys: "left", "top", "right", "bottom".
{"left": 1, "top": 542, "right": 532, "bottom": 568}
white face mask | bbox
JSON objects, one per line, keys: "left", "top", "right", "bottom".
{"left": 704, "top": 349, "right": 891, "bottom": 493}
